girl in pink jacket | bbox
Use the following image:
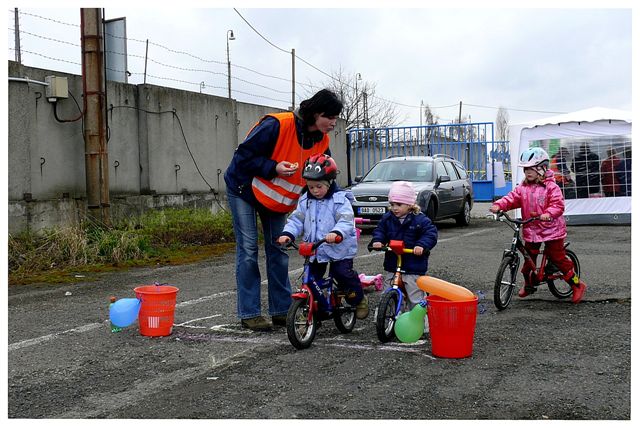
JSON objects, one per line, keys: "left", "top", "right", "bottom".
{"left": 490, "top": 147, "right": 587, "bottom": 303}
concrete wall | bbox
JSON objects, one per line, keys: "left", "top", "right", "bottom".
{"left": 8, "top": 61, "right": 348, "bottom": 233}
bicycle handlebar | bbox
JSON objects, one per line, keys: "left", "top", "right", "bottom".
{"left": 367, "top": 241, "right": 415, "bottom": 254}
{"left": 493, "top": 210, "right": 539, "bottom": 225}
{"left": 281, "top": 235, "right": 343, "bottom": 251}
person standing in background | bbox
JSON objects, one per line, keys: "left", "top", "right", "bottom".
{"left": 600, "top": 148, "right": 621, "bottom": 197}
{"left": 550, "top": 147, "right": 575, "bottom": 199}
{"left": 571, "top": 143, "right": 601, "bottom": 198}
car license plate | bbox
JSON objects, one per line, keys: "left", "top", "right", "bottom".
{"left": 358, "top": 207, "right": 386, "bottom": 214}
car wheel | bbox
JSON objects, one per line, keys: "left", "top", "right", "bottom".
{"left": 455, "top": 199, "right": 471, "bottom": 226}
{"left": 426, "top": 199, "right": 436, "bottom": 221}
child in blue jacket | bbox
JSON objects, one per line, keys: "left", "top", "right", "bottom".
{"left": 277, "top": 154, "right": 369, "bottom": 319}
{"left": 370, "top": 181, "right": 438, "bottom": 317}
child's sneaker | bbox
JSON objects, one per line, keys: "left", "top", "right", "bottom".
{"left": 571, "top": 280, "right": 587, "bottom": 304}
{"left": 355, "top": 296, "right": 369, "bottom": 319}
{"left": 518, "top": 272, "right": 536, "bottom": 298}
{"left": 518, "top": 285, "right": 536, "bottom": 298}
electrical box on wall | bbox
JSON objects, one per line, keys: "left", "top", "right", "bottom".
{"left": 44, "top": 76, "right": 69, "bottom": 101}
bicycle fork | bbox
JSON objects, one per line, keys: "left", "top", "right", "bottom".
{"left": 390, "top": 257, "right": 405, "bottom": 316}
{"left": 292, "top": 284, "right": 315, "bottom": 324}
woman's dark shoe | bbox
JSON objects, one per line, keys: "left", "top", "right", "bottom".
{"left": 271, "top": 315, "right": 287, "bottom": 326}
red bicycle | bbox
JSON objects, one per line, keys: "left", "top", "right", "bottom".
{"left": 493, "top": 210, "right": 581, "bottom": 310}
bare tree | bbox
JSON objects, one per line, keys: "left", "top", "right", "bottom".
{"left": 423, "top": 103, "right": 439, "bottom": 126}
{"left": 494, "top": 106, "right": 511, "bottom": 180}
{"left": 496, "top": 106, "right": 510, "bottom": 141}
{"left": 305, "top": 66, "right": 402, "bottom": 129}
{"left": 422, "top": 103, "right": 440, "bottom": 155}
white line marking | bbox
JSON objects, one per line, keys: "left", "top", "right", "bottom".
{"left": 176, "top": 290, "right": 235, "bottom": 307}
{"left": 174, "top": 314, "right": 222, "bottom": 326}
{"left": 177, "top": 329, "right": 436, "bottom": 357}
{"left": 8, "top": 322, "right": 105, "bottom": 351}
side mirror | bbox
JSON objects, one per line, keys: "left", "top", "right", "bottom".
{"left": 436, "top": 175, "right": 450, "bottom": 186}
{"left": 354, "top": 175, "right": 363, "bottom": 183}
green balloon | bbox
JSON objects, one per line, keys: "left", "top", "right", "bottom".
{"left": 394, "top": 301, "right": 427, "bottom": 343}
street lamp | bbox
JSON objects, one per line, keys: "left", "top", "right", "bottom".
{"left": 354, "top": 73, "right": 362, "bottom": 129}
{"left": 226, "top": 30, "right": 235, "bottom": 99}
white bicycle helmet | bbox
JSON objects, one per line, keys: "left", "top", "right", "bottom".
{"left": 518, "top": 147, "right": 550, "bottom": 168}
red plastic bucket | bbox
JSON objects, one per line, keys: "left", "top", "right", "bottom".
{"left": 427, "top": 295, "right": 478, "bottom": 358}
{"left": 134, "top": 285, "right": 179, "bottom": 337}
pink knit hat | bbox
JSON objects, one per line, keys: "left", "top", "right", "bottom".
{"left": 388, "top": 181, "right": 417, "bottom": 205}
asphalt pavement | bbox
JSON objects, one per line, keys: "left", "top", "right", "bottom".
{"left": 7, "top": 217, "right": 631, "bottom": 420}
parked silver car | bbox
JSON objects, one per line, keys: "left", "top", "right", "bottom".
{"left": 349, "top": 154, "right": 474, "bottom": 226}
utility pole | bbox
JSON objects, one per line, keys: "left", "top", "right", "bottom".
{"left": 291, "top": 48, "right": 295, "bottom": 110}
{"left": 14, "top": 8, "right": 21, "bottom": 64}
{"left": 420, "top": 100, "right": 424, "bottom": 152}
{"left": 363, "top": 91, "right": 369, "bottom": 128}
{"left": 143, "top": 39, "right": 148, "bottom": 84}
{"left": 458, "top": 101, "right": 462, "bottom": 128}
{"left": 81, "top": 8, "right": 110, "bottom": 225}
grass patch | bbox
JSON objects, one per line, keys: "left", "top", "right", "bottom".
{"left": 8, "top": 208, "right": 236, "bottom": 285}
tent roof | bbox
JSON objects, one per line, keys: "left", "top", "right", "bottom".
{"left": 516, "top": 107, "right": 632, "bottom": 128}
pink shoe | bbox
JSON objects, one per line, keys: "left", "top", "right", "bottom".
{"left": 571, "top": 281, "right": 587, "bottom": 303}
{"left": 518, "top": 272, "right": 536, "bottom": 298}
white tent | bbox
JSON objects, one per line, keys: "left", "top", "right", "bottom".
{"left": 508, "top": 107, "right": 632, "bottom": 224}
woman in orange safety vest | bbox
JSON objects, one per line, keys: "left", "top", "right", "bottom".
{"left": 224, "top": 89, "right": 343, "bottom": 331}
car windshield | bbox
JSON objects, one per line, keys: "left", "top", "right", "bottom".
{"left": 361, "top": 161, "right": 434, "bottom": 183}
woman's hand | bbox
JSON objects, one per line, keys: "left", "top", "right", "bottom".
{"left": 276, "top": 236, "right": 291, "bottom": 245}
{"left": 489, "top": 204, "right": 501, "bottom": 213}
{"left": 540, "top": 213, "right": 552, "bottom": 221}
{"left": 276, "top": 161, "right": 298, "bottom": 177}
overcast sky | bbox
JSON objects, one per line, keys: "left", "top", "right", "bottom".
{"left": 5, "top": 1, "right": 634, "bottom": 128}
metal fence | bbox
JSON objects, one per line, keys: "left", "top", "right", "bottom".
{"left": 346, "top": 122, "right": 511, "bottom": 201}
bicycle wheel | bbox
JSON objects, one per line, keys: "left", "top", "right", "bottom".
{"left": 547, "top": 249, "right": 580, "bottom": 299}
{"left": 333, "top": 293, "right": 356, "bottom": 333}
{"left": 376, "top": 290, "right": 401, "bottom": 342}
{"left": 286, "top": 297, "right": 317, "bottom": 349}
{"left": 494, "top": 255, "right": 520, "bottom": 310}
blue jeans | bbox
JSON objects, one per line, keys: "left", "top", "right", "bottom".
{"left": 227, "top": 188, "right": 292, "bottom": 319}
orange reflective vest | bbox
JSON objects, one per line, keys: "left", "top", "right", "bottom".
{"left": 251, "top": 112, "right": 330, "bottom": 213}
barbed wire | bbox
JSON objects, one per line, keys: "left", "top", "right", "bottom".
{"left": 14, "top": 10, "right": 79, "bottom": 28}
{"left": 10, "top": 9, "right": 452, "bottom": 111}
{"left": 11, "top": 23, "right": 297, "bottom": 98}
{"left": 9, "top": 8, "right": 570, "bottom": 117}
{"left": 10, "top": 47, "right": 81, "bottom": 66}
{"left": 231, "top": 88, "right": 290, "bottom": 105}
{"left": 9, "top": 27, "right": 296, "bottom": 97}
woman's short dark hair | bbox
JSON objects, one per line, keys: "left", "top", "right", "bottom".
{"left": 298, "top": 89, "right": 343, "bottom": 126}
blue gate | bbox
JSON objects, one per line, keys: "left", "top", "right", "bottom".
{"left": 346, "top": 122, "right": 511, "bottom": 201}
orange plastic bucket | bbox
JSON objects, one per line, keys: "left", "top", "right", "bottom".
{"left": 427, "top": 295, "right": 478, "bottom": 358}
{"left": 134, "top": 285, "right": 179, "bottom": 337}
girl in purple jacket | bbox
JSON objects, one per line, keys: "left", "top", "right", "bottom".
{"left": 490, "top": 147, "right": 587, "bottom": 303}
